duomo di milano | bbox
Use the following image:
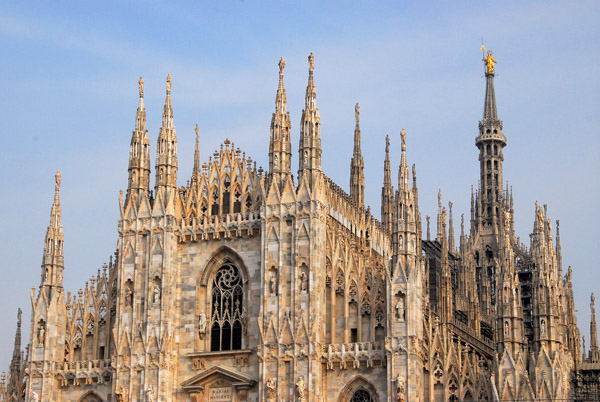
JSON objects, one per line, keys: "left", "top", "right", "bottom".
{"left": 1, "top": 51, "right": 599, "bottom": 402}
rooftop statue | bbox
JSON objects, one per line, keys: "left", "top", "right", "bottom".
{"left": 484, "top": 50, "right": 497, "bottom": 75}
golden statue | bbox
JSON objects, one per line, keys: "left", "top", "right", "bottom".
{"left": 484, "top": 50, "right": 497, "bottom": 75}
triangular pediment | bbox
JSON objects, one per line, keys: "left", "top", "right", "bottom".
{"left": 296, "top": 174, "right": 312, "bottom": 201}
{"left": 280, "top": 176, "right": 296, "bottom": 203}
{"left": 266, "top": 179, "right": 281, "bottom": 205}
{"left": 181, "top": 365, "right": 256, "bottom": 390}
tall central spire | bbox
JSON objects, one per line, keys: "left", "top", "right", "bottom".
{"left": 268, "top": 57, "right": 292, "bottom": 190}
{"left": 298, "top": 52, "right": 322, "bottom": 188}
{"left": 350, "top": 103, "right": 364, "bottom": 206}
{"left": 475, "top": 50, "right": 506, "bottom": 225}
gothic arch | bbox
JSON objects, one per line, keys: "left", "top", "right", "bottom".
{"left": 78, "top": 391, "right": 103, "bottom": 402}
{"left": 337, "top": 376, "right": 380, "bottom": 402}
{"left": 199, "top": 245, "right": 249, "bottom": 286}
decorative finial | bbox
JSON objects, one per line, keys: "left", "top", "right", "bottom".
{"left": 308, "top": 52, "right": 314, "bottom": 73}
{"left": 400, "top": 128, "right": 406, "bottom": 147}
{"left": 483, "top": 50, "right": 496, "bottom": 76}
{"left": 138, "top": 77, "right": 144, "bottom": 98}
{"left": 166, "top": 73, "right": 172, "bottom": 93}
{"left": 55, "top": 170, "right": 61, "bottom": 190}
{"left": 195, "top": 124, "right": 199, "bottom": 141}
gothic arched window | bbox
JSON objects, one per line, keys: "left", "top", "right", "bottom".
{"left": 210, "top": 262, "right": 244, "bottom": 351}
{"left": 350, "top": 389, "right": 373, "bottom": 402}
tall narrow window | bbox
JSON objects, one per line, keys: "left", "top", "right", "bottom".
{"left": 210, "top": 262, "right": 243, "bottom": 351}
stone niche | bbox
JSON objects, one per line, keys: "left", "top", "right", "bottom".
{"left": 181, "top": 365, "right": 256, "bottom": 402}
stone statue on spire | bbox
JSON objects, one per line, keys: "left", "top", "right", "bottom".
{"left": 139, "top": 77, "right": 144, "bottom": 98}
{"left": 279, "top": 57, "right": 285, "bottom": 74}
{"left": 55, "top": 170, "right": 61, "bottom": 189}
{"left": 308, "top": 52, "right": 314, "bottom": 72}
{"left": 355, "top": 103, "right": 360, "bottom": 123}
{"left": 166, "top": 73, "right": 172, "bottom": 92}
{"left": 400, "top": 128, "right": 406, "bottom": 147}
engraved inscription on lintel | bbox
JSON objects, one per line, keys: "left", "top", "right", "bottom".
{"left": 209, "top": 387, "right": 232, "bottom": 401}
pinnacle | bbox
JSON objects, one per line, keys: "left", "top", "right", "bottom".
{"left": 50, "top": 170, "right": 62, "bottom": 227}
{"left": 275, "top": 57, "right": 287, "bottom": 115}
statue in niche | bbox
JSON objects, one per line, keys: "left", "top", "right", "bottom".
{"left": 145, "top": 386, "right": 155, "bottom": 402}
{"left": 395, "top": 293, "right": 405, "bottom": 321}
{"left": 396, "top": 374, "right": 406, "bottom": 402}
{"left": 114, "top": 389, "right": 124, "bottom": 402}
{"left": 300, "top": 271, "right": 308, "bottom": 292}
{"left": 269, "top": 271, "right": 277, "bottom": 295}
{"left": 153, "top": 283, "right": 161, "bottom": 304}
{"left": 266, "top": 378, "right": 277, "bottom": 402}
{"left": 37, "top": 322, "right": 46, "bottom": 346}
{"left": 125, "top": 281, "right": 133, "bottom": 307}
{"left": 198, "top": 313, "right": 207, "bottom": 338}
{"left": 504, "top": 321, "right": 509, "bottom": 336}
{"left": 541, "top": 319, "right": 546, "bottom": 336}
{"left": 296, "top": 376, "right": 307, "bottom": 402}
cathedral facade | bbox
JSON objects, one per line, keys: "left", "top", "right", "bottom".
{"left": 0, "top": 52, "right": 595, "bottom": 402}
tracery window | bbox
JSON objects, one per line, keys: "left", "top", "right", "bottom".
{"left": 350, "top": 389, "right": 372, "bottom": 402}
{"left": 210, "top": 262, "right": 244, "bottom": 351}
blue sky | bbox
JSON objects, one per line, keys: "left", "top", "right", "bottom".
{"left": 0, "top": 1, "right": 599, "bottom": 370}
